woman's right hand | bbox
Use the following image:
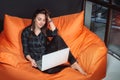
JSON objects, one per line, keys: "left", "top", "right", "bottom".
{"left": 30, "top": 59, "right": 37, "bottom": 68}
{"left": 26, "top": 55, "right": 37, "bottom": 68}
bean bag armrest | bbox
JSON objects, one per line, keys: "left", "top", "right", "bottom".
{"left": 77, "top": 43, "right": 107, "bottom": 80}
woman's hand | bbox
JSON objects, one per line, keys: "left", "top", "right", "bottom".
{"left": 47, "top": 16, "right": 56, "bottom": 31}
{"left": 30, "top": 59, "right": 37, "bottom": 68}
{"left": 48, "top": 16, "right": 52, "bottom": 22}
{"left": 26, "top": 55, "right": 37, "bottom": 68}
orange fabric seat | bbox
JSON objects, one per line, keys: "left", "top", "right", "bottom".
{"left": 0, "top": 11, "right": 107, "bottom": 80}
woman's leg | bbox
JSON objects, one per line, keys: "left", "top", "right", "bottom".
{"left": 46, "top": 35, "right": 76, "bottom": 64}
{"left": 44, "top": 35, "right": 76, "bottom": 74}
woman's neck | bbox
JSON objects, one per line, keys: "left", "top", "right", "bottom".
{"left": 34, "top": 27, "right": 41, "bottom": 36}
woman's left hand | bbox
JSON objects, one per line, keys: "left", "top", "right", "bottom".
{"left": 48, "top": 16, "right": 52, "bottom": 23}
{"left": 47, "top": 16, "right": 56, "bottom": 31}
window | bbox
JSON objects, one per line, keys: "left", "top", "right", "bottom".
{"left": 85, "top": 0, "right": 120, "bottom": 59}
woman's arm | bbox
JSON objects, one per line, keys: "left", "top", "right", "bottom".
{"left": 21, "top": 29, "right": 37, "bottom": 68}
{"left": 26, "top": 55, "right": 37, "bottom": 67}
{"left": 47, "top": 16, "right": 58, "bottom": 37}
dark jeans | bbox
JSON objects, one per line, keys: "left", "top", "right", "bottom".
{"left": 43, "top": 35, "right": 76, "bottom": 74}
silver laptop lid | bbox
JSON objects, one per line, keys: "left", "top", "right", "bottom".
{"left": 41, "top": 48, "right": 69, "bottom": 71}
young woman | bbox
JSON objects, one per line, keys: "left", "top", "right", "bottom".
{"left": 21, "top": 8, "right": 86, "bottom": 75}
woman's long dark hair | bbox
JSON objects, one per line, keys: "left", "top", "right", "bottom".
{"left": 31, "top": 8, "right": 50, "bottom": 36}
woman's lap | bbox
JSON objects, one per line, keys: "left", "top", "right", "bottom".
{"left": 44, "top": 35, "right": 76, "bottom": 74}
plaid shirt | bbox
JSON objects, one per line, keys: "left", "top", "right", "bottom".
{"left": 21, "top": 26, "right": 58, "bottom": 61}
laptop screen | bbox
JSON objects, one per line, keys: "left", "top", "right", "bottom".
{"left": 37, "top": 48, "right": 69, "bottom": 71}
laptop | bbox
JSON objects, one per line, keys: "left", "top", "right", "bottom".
{"left": 36, "top": 48, "right": 69, "bottom": 71}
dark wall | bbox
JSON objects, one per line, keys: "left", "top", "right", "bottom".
{"left": 0, "top": 0, "right": 84, "bottom": 32}
{"left": 114, "top": 0, "right": 120, "bottom": 6}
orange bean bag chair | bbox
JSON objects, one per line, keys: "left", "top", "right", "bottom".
{"left": 0, "top": 11, "right": 107, "bottom": 80}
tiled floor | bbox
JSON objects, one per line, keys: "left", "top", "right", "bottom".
{"left": 103, "top": 54, "right": 120, "bottom": 80}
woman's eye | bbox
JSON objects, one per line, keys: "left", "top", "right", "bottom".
{"left": 38, "top": 18, "right": 41, "bottom": 21}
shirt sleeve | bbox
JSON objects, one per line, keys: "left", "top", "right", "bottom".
{"left": 46, "top": 28, "right": 58, "bottom": 37}
{"left": 21, "top": 31, "right": 30, "bottom": 57}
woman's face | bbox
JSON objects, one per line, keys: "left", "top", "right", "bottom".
{"left": 34, "top": 13, "right": 46, "bottom": 29}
